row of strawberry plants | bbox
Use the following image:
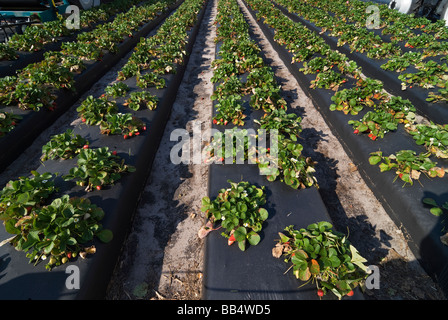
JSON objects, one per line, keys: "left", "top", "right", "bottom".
{"left": 0, "top": 0, "right": 207, "bottom": 295}
{"left": 0, "top": 0, "right": 143, "bottom": 60}
{"left": 275, "top": 0, "right": 448, "bottom": 104}
{"left": 248, "top": 0, "right": 448, "bottom": 187}
{"left": 200, "top": 0, "right": 369, "bottom": 300}
{"left": 208, "top": 0, "right": 317, "bottom": 190}
{"left": 242, "top": 0, "right": 448, "bottom": 294}
{"left": 0, "top": 0, "right": 173, "bottom": 142}
{"left": 79, "top": 0, "right": 206, "bottom": 140}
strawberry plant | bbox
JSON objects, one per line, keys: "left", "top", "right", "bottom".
{"left": 100, "top": 113, "right": 145, "bottom": 137}
{"left": 258, "top": 135, "right": 317, "bottom": 189}
{"left": 380, "top": 51, "right": 424, "bottom": 72}
{"left": 0, "top": 43, "right": 18, "bottom": 61}
{"left": 41, "top": 129, "right": 89, "bottom": 161}
{"left": 329, "top": 77, "right": 384, "bottom": 115}
{"left": 0, "top": 76, "right": 17, "bottom": 106}
{"left": 398, "top": 61, "right": 448, "bottom": 90}
{"left": 405, "top": 33, "right": 433, "bottom": 49}
{"left": 254, "top": 108, "right": 302, "bottom": 141}
{"left": 63, "top": 147, "right": 135, "bottom": 191}
{"left": 104, "top": 82, "right": 130, "bottom": 98}
{"left": 427, "top": 87, "right": 448, "bottom": 104}
{"left": 349, "top": 110, "right": 400, "bottom": 140}
{"left": 309, "top": 69, "right": 346, "bottom": 91}
{"left": 200, "top": 180, "right": 268, "bottom": 251}
{"left": 329, "top": 88, "right": 369, "bottom": 115}
{"left": 117, "top": 63, "right": 141, "bottom": 80}
{"left": 13, "top": 82, "right": 56, "bottom": 111}
{"left": 211, "top": 75, "right": 244, "bottom": 101}
{"left": 136, "top": 73, "right": 166, "bottom": 89}
{"left": 0, "top": 171, "right": 57, "bottom": 223}
{"left": 0, "top": 112, "right": 21, "bottom": 137}
{"left": 124, "top": 91, "right": 158, "bottom": 111}
{"left": 204, "top": 128, "right": 254, "bottom": 164}
{"left": 272, "top": 222, "right": 369, "bottom": 299}
{"left": 61, "top": 41, "right": 103, "bottom": 61}
{"left": 213, "top": 95, "right": 246, "bottom": 126}
{"left": 77, "top": 95, "right": 118, "bottom": 125}
{"left": 1, "top": 194, "right": 112, "bottom": 270}
{"left": 405, "top": 123, "right": 448, "bottom": 159}
{"left": 300, "top": 56, "right": 334, "bottom": 75}
{"left": 368, "top": 150, "right": 446, "bottom": 186}
{"left": 44, "top": 51, "right": 86, "bottom": 74}
{"left": 349, "top": 95, "right": 416, "bottom": 140}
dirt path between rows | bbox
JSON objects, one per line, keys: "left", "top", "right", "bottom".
{"left": 103, "top": 0, "right": 446, "bottom": 300}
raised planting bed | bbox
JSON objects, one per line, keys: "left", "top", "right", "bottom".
{"left": 0, "top": 0, "right": 144, "bottom": 77}
{"left": 272, "top": 0, "right": 448, "bottom": 125}
{"left": 0, "top": 0, "right": 182, "bottom": 174}
{"left": 0, "top": 0, "right": 208, "bottom": 300}
{"left": 201, "top": 0, "right": 368, "bottom": 300}
{"left": 242, "top": 0, "right": 448, "bottom": 297}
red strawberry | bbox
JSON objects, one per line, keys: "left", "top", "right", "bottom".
{"left": 67, "top": 252, "right": 72, "bottom": 259}
{"left": 124, "top": 134, "right": 129, "bottom": 139}
{"left": 83, "top": 144, "right": 89, "bottom": 149}
{"left": 112, "top": 151, "right": 117, "bottom": 155}
{"left": 224, "top": 120, "right": 228, "bottom": 125}
{"left": 353, "top": 129, "right": 359, "bottom": 134}
{"left": 142, "top": 126, "right": 147, "bottom": 131}
{"left": 135, "top": 131, "right": 140, "bottom": 136}
{"left": 347, "top": 290, "right": 354, "bottom": 297}
{"left": 317, "top": 289, "right": 324, "bottom": 297}
{"left": 213, "top": 119, "right": 217, "bottom": 124}
{"left": 82, "top": 118, "right": 86, "bottom": 123}
{"left": 96, "top": 185, "right": 102, "bottom": 191}
{"left": 129, "top": 132, "right": 133, "bottom": 137}
{"left": 228, "top": 234, "right": 236, "bottom": 246}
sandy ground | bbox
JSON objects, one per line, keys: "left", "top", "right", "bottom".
{"left": 0, "top": 0, "right": 444, "bottom": 301}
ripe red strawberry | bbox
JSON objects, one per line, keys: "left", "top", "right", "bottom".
{"left": 135, "top": 131, "right": 140, "bottom": 136}
{"left": 67, "top": 252, "right": 72, "bottom": 259}
{"left": 83, "top": 144, "right": 89, "bottom": 149}
{"left": 228, "top": 234, "right": 236, "bottom": 246}
{"left": 213, "top": 119, "right": 217, "bottom": 125}
{"left": 96, "top": 185, "right": 102, "bottom": 191}
{"left": 129, "top": 132, "right": 133, "bottom": 137}
{"left": 124, "top": 134, "right": 129, "bottom": 139}
{"left": 224, "top": 120, "right": 228, "bottom": 125}
{"left": 371, "top": 135, "right": 377, "bottom": 141}
{"left": 353, "top": 129, "right": 359, "bottom": 134}
{"left": 82, "top": 118, "right": 86, "bottom": 123}
{"left": 112, "top": 151, "right": 117, "bottom": 155}
{"left": 317, "top": 289, "right": 324, "bottom": 297}
{"left": 347, "top": 290, "right": 354, "bottom": 297}
{"left": 142, "top": 126, "right": 147, "bottom": 131}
